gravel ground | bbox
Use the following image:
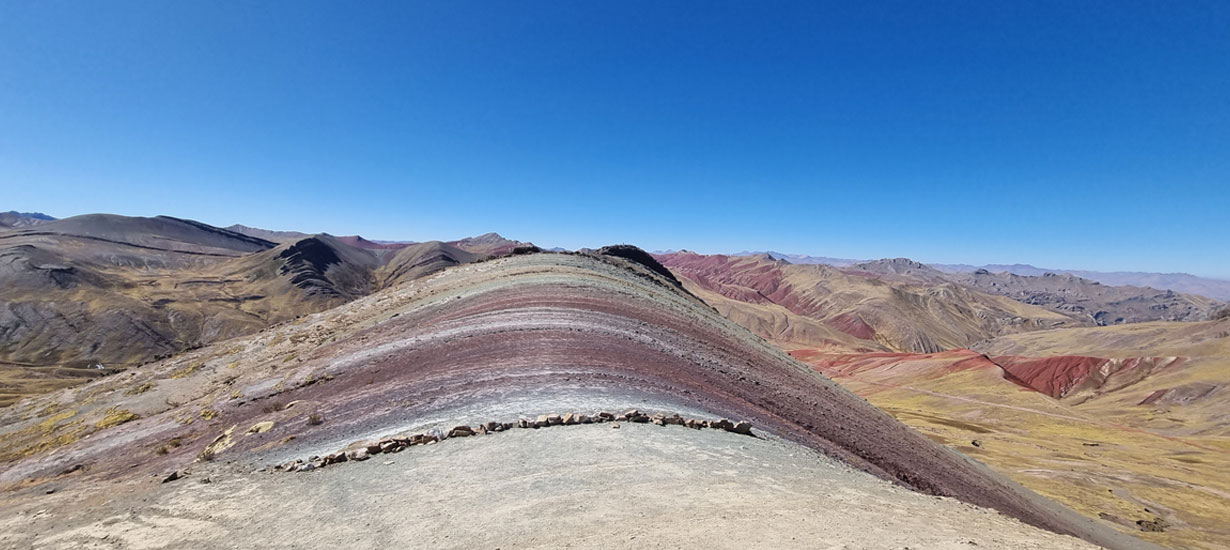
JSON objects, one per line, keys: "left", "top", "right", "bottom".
{"left": 1, "top": 423, "right": 1102, "bottom": 550}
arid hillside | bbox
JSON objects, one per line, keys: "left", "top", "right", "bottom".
{"left": 0, "top": 249, "right": 1150, "bottom": 550}
{"left": 788, "top": 319, "right": 1230, "bottom": 550}
{"left": 854, "top": 258, "right": 1223, "bottom": 324}
{"left": 655, "top": 251, "right": 1081, "bottom": 353}
{"left": 0, "top": 215, "right": 516, "bottom": 406}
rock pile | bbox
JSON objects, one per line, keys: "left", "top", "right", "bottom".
{"left": 272, "top": 410, "right": 754, "bottom": 473}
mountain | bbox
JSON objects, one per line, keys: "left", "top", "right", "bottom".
{"left": 851, "top": 259, "right": 1223, "bottom": 325}
{"left": 447, "top": 231, "right": 531, "bottom": 256}
{"left": 224, "top": 224, "right": 311, "bottom": 243}
{"left": 733, "top": 250, "right": 862, "bottom": 266}
{"left": 0, "top": 211, "right": 56, "bottom": 228}
{"left": 226, "top": 225, "right": 418, "bottom": 251}
{"left": 0, "top": 215, "right": 505, "bottom": 406}
{"left": 0, "top": 247, "right": 1148, "bottom": 550}
{"left": 933, "top": 262, "right": 1230, "bottom": 302}
{"left": 656, "top": 252, "right": 1082, "bottom": 353}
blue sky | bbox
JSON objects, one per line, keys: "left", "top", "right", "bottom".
{"left": 2, "top": 2, "right": 1227, "bottom": 277}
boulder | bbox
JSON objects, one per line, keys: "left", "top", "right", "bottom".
{"left": 449, "top": 425, "right": 475, "bottom": 437}
{"left": 712, "top": 419, "right": 735, "bottom": 431}
{"left": 731, "top": 421, "right": 753, "bottom": 435}
{"left": 347, "top": 448, "right": 370, "bottom": 461}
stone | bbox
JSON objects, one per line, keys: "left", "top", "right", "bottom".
{"left": 664, "top": 415, "right": 684, "bottom": 426}
{"left": 365, "top": 443, "right": 383, "bottom": 455}
{"left": 485, "top": 421, "right": 499, "bottom": 431}
{"left": 161, "top": 470, "right": 185, "bottom": 483}
{"left": 611, "top": 422, "right": 620, "bottom": 429}
{"left": 449, "top": 425, "right": 475, "bottom": 437}
{"left": 630, "top": 412, "right": 649, "bottom": 423}
{"left": 546, "top": 414, "right": 563, "bottom": 426}
{"left": 597, "top": 411, "right": 614, "bottom": 420}
{"left": 713, "top": 419, "right": 735, "bottom": 431}
{"left": 503, "top": 422, "right": 515, "bottom": 430}
{"left": 380, "top": 441, "right": 402, "bottom": 453}
{"left": 392, "top": 436, "right": 410, "bottom": 445}
{"left": 731, "top": 421, "right": 753, "bottom": 435}
{"left": 562, "top": 413, "right": 576, "bottom": 425}
{"left": 577, "top": 414, "right": 591, "bottom": 424}
{"left": 296, "top": 463, "right": 315, "bottom": 472}
{"left": 650, "top": 414, "right": 666, "bottom": 426}
{"left": 518, "top": 418, "right": 531, "bottom": 428}
{"left": 347, "top": 448, "right": 370, "bottom": 461}
{"left": 534, "top": 415, "right": 549, "bottom": 428}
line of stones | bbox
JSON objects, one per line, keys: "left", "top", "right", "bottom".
{"left": 274, "top": 410, "right": 754, "bottom": 473}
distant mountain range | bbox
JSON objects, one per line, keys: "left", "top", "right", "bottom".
{"left": 732, "top": 251, "right": 1230, "bottom": 301}
{"left": 0, "top": 211, "right": 56, "bottom": 228}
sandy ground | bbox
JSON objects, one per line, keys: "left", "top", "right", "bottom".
{"left": 0, "top": 423, "right": 1102, "bottom": 550}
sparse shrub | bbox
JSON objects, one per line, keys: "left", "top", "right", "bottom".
{"left": 199, "top": 408, "right": 218, "bottom": 420}
{"left": 170, "top": 363, "right": 202, "bottom": 379}
{"left": 154, "top": 436, "right": 184, "bottom": 455}
{"left": 262, "top": 401, "right": 286, "bottom": 414}
{"left": 96, "top": 408, "right": 139, "bottom": 429}
{"left": 306, "top": 412, "right": 324, "bottom": 426}
{"left": 126, "top": 382, "right": 154, "bottom": 396}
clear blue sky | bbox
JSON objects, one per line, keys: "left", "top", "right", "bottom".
{"left": 2, "top": 2, "right": 1227, "bottom": 277}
